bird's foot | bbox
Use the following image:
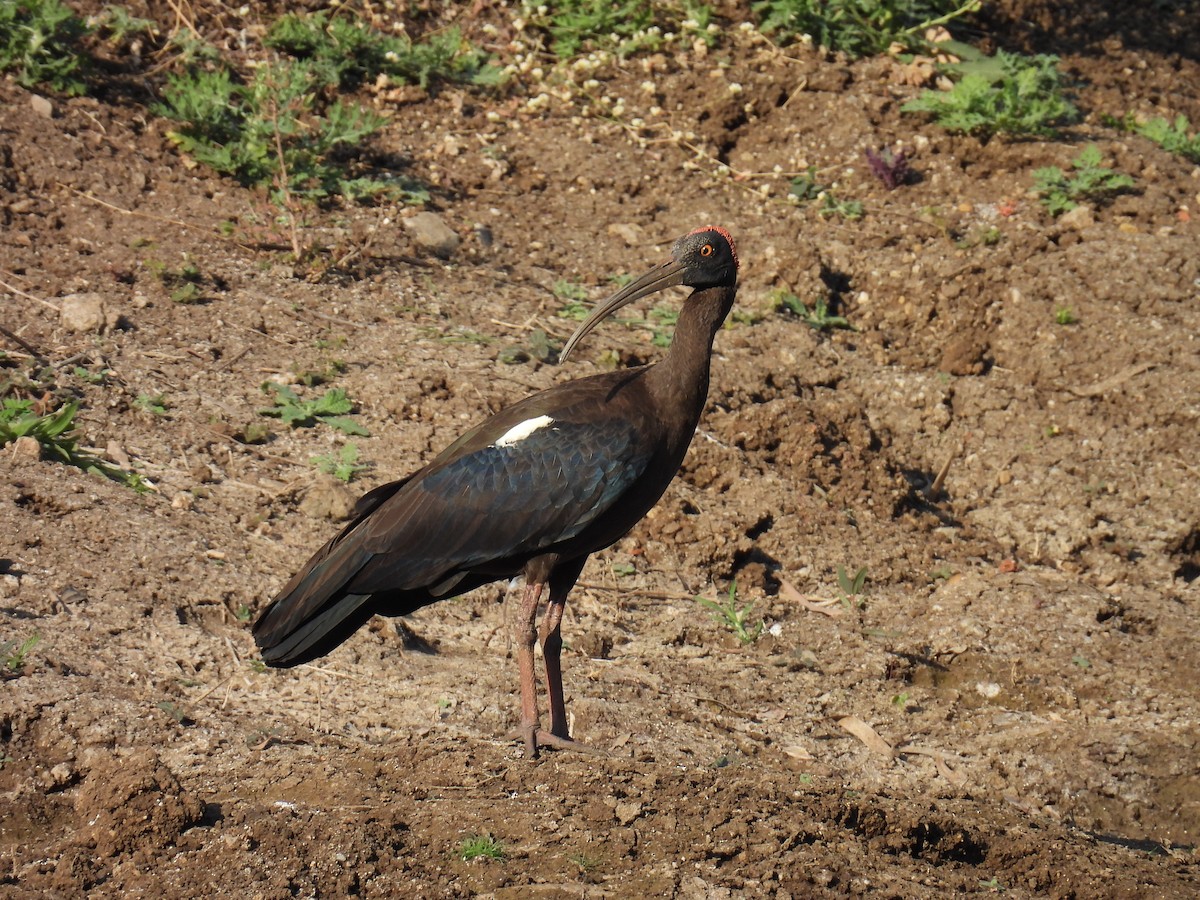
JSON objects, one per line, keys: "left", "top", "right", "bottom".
{"left": 509, "top": 724, "right": 604, "bottom": 758}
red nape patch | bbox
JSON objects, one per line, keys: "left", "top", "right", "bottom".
{"left": 687, "top": 225, "right": 739, "bottom": 269}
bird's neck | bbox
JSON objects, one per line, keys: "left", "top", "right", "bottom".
{"left": 646, "top": 284, "right": 737, "bottom": 432}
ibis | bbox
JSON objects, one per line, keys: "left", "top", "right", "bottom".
{"left": 253, "top": 225, "right": 740, "bottom": 756}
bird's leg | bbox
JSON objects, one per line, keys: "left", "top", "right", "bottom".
{"left": 514, "top": 580, "right": 544, "bottom": 757}
{"left": 539, "top": 596, "right": 569, "bottom": 739}
{"left": 531, "top": 588, "right": 601, "bottom": 755}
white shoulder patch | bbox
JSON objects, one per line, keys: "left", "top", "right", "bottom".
{"left": 492, "top": 414, "right": 555, "bottom": 448}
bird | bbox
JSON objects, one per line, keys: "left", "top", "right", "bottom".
{"left": 253, "top": 225, "right": 740, "bottom": 756}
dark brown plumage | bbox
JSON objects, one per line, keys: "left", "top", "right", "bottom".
{"left": 254, "top": 226, "right": 739, "bottom": 755}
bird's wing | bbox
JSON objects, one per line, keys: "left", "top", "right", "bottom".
{"left": 345, "top": 417, "right": 651, "bottom": 593}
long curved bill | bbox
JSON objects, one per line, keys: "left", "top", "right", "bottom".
{"left": 558, "top": 257, "right": 687, "bottom": 363}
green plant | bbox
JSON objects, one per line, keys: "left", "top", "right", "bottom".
{"left": 94, "top": 6, "right": 155, "bottom": 46}
{"left": 72, "top": 365, "right": 111, "bottom": 384}
{"left": 312, "top": 442, "right": 369, "bottom": 483}
{"left": 157, "top": 61, "right": 402, "bottom": 205}
{"left": 266, "top": 12, "right": 499, "bottom": 90}
{"left": 696, "top": 580, "right": 764, "bottom": 645}
{"left": 1054, "top": 306, "right": 1077, "bottom": 326}
{"left": 956, "top": 224, "right": 1002, "bottom": 249}
{"left": 531, "top": 0, "right": 657, "bottom": 58}
{"left": 235, "top": 604, "right": 252, "bottom": 623}
{"left": 568, "top": 852, "right": 601, "bottom": 872}
{"left": 135, "top": 393, "right": 168, "bottom": 416}
{"left": 789, "top": 167, "right": 863, "bottom": 219}
{"left": 1126, "top": 114, "right": 1200, "bottom": 163}
{"left": 0, "top": 0, "right": 90, "bottom": 95}
{"left": 752, "top": 0, "right": 980, "bottom": 58}
{"left": 2, "top": 633, "right": 40, "bottom": 676}
{"left": 459, "top": 833, "right": 506, "bottom": 861}
{"left": 1032, "top": 145, "right": 1134, "bottom": 216}
{"left": 892, "top": 691, "right": 910, "bottom": 709}
{"left": 836, "top": 565, "right": 868, "bottom": 607}
{"left": 789, "top": 166, "right": 824, "bottom": 202}
{"left": 0, "top": 398, "right": 147, "bottom": 490}
{"left": 903, "top": 50, "right": 1078, "bottom": 138}
{"left": 156, "top": 700, "right": 190, "bottom": 724}
{"left": 819, "top": 193, "right": 865, "bottom": 220}
{"left": 771, "top": 290, "right": 854, "bottom": 332}
{"left": 259, "top": 382, "right": 369, "bottom": 435}
{"left": 649, "top": 305, "right": 679, "bottom": 347}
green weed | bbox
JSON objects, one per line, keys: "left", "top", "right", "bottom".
{"left": 156, "top": 10, "right": 495, "bottom": 208}
{"left": 752, "top": 0, "right": 980, "bottom": 58}
{"left": 459, "top": 833, "right": 506, "bottom": 861}
{"left": 157, "top": 61, "right": 398, "bottom": 205}
{"left": 259, "top": 382, "right": 369, "bottom": 435}
{"left": 0, "top": 398, "right": 147, "bottom": 490}
{"left": 1126, "top": 114, "right": 1200, "bottom": 163}
{"left": 531, "top": 1, "right": 657, "bottom": 58}
{"left": 696, "top": 580, "right": 764, "bottom": 645}
{"left": 568, "top": 852, "right": 602, "bottom": 872}
{"left": 789, "top": 167, "right": 863, "bottom": 220}
{"left": 837, "top": 565, "right": 868, "bottom": 607}
{"left": 135, "top": 393, "right": 168, "bottom": 416}
{"left": 903, "top": 50, "right": 1078, "bottom": 138}
{"left": 771, "top": 290, "right": 854, "bottom": 332}
{"left": 555, "top": 280, "right": 591, "bottom": 322}
{"left": 266, "top": 12, "right": 500, "bottom": 90}
{"left": 526, "top": 1, "right": 719, "bottom": 58}
{"left": 649, "top": 306, "right": 679, "bottom": 347}
{"left": 311, "top": 442, "right": 369, "bottom": 483}
{"left": 72, "top": 365, "right": 111, "bottom": 384}
{"left": 93, "top": 6, "right": 155, "bottom": 47}
{"left": 820, "top": 193, "right": 865, "bottom": 220}
{"left": 1054, "top": 306, "right": 1077, "bottom": 326}
{"left": 1032, "top": 145, "right": 1135, "bottom": 216}
{"left": 0, "top": 0, "right": 90, "bottom": 95}
{"left": 2, "top": 633, "right": 40, "bottom": 676}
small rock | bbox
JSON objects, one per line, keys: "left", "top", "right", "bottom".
{"left": 42, "top": 762, "right": 77, "bottom": 790}
{"left": 614, "top": 800, "right": 643, "bottom": 825}
{"left": 607, "top": 222, "right": 645, "bottom": 246}
{"left": 59, "top": 293, "right": 114, "bottom": 333}
{"left": 11, "top": 435, "right": 42, "bottom": 461}
{"left": 299, "top": 474, "right": 358, "bottom": 521}
{"left": 105, "top": 441, "right": 132, "bottom": 470}
{"left": 939, "top": 333, "right": 989, "bottom": 376}
{"left": 404, "top": 212, "right": 460, "bottom": 259}
{"left": 30, "top": 94, "right": 53, "bottom": 118}
{"left": 171, "top": 492, "right": 195, "bottom": 511}
{"left": 1058, "top": 205, "right": 1094, "bottom": 230}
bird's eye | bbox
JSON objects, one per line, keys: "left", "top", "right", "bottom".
{"left": 700, "top": 244, "right": 713, "bottom": 257}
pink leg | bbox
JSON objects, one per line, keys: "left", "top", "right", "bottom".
{"left": 508, "top": 578, "right": 599, "bottom": 757}
{"left": 514, "top": 580, "right": 543, "bottom": 757}
{"left": 539, "top": 597, "right": 568, "bottom": 739}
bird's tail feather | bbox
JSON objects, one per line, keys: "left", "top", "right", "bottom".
{"left": 254, "top": 591, "right": 375, "bottom": 667}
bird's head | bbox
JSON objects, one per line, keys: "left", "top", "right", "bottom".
{"left": 559, "top": 225, "right": 739, "bottom": 363}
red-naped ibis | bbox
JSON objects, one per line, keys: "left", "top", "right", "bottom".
{"left": 253, "top": 225, "right": 740, "bottom": 756}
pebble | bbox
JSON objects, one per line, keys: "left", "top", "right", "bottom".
{"left": 30, "top": 94, "right": 53, "bottom": 118}
{"left": 404, "top": 211, "right": 460, "bottom": 259}
{"left": 299, "top": 475, "right": 358, "bottom": 521}
{"left": 1058, "top": 205, "right": 1094, "bottom": 230}
{"left": 59, "top": 292, "right": 116, "bottom": 333}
